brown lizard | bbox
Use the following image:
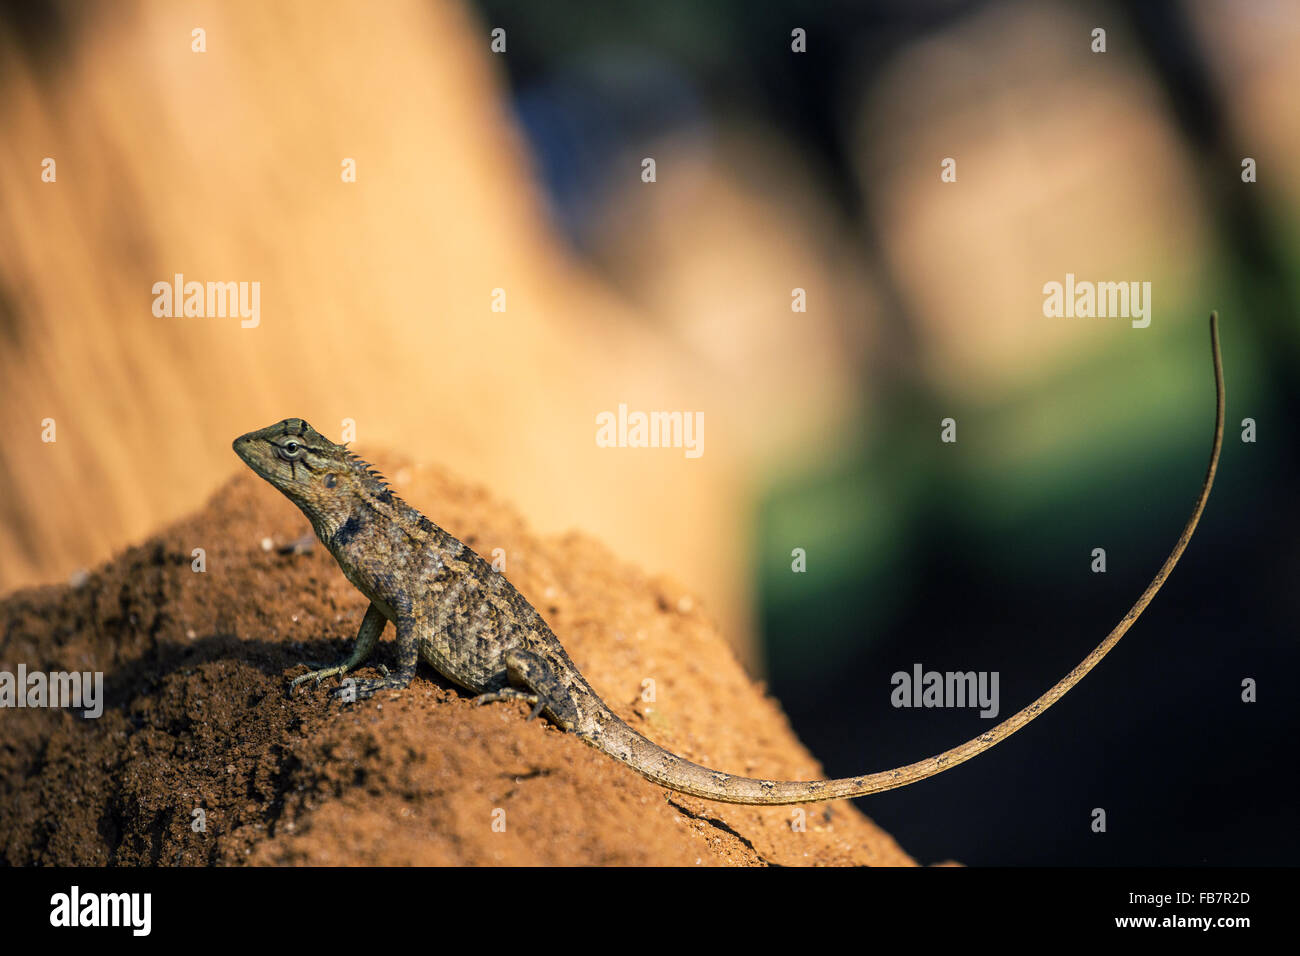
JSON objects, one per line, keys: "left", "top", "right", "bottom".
{"left": 233, "top": 313, "right": 1224, "bottom": 804}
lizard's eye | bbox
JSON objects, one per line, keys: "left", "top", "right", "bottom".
{"left": 276, "top": 440, "right": 303, "bottom": 460}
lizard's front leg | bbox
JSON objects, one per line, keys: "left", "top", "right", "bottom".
{"left": 337, "top": 615, "right": 419, "bottom": 700}
{"left": 290, "top": 601, "right": 387, "bottom": 694}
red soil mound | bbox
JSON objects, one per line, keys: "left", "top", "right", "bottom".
{"left": 0, "top": 456, "right": 916, "bottom": 866}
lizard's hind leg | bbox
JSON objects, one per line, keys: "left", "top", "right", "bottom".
{"left": 485, "top": 647, "right": 579, "bottom": 728}
{"left": 473, "top": 686, "right": 543, "bottom": 720}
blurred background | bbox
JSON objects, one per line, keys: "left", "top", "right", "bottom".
{"left": 0, "top": 0, "right": 1295, "bottom": 864}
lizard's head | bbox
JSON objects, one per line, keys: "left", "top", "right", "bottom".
{"left": 233, "top": 418, "right": 376, "bottom": 533}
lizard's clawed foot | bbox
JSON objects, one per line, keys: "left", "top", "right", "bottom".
{"left": 289, "top": 662, "right": 351, "bottom": 695}
{"left": 472, "top": 687, "right": 548, "bottom": 721}
{"left": 473, "top": 687, "right": 539, "bottom": 707}
{"left": 335, "top": 666, "right": 408, "bottom": 702}
{"left": 292, "top": 661, "right": 389, "bottom": 697}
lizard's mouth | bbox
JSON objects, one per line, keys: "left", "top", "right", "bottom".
{"left": 232, "top": 433, "right": 263, "bottom": 469}
{"left": 233, "top": 432, "right": 285, "bottom": 483}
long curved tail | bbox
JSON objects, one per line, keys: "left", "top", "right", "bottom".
{"left": 581, "top": 313, "right": 1225, "bottom": 805}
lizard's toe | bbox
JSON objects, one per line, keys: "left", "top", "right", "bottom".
{"left": 335, "top": 670, "right": 414, "bottom": 702}
{"left": 289, "top": 662, "right": 350, "bottom": 696}
{"left": 472, "top": 687, "right": 539, "bottom": 708}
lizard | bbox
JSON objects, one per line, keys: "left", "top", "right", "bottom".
{"left": 232, "top": 312, "right": 1224, "bottom": 805}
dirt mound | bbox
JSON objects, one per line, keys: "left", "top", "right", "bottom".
{"left": 0, "top": 456, "right": 915, "bottom": 866}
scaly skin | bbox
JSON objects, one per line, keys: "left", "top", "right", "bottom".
{"left": 233, "top": 314, "right": 1224, "bottom": 804}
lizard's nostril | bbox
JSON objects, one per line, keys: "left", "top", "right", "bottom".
{"left": 233, "top": 434, "right": 257, "bottom": 459}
